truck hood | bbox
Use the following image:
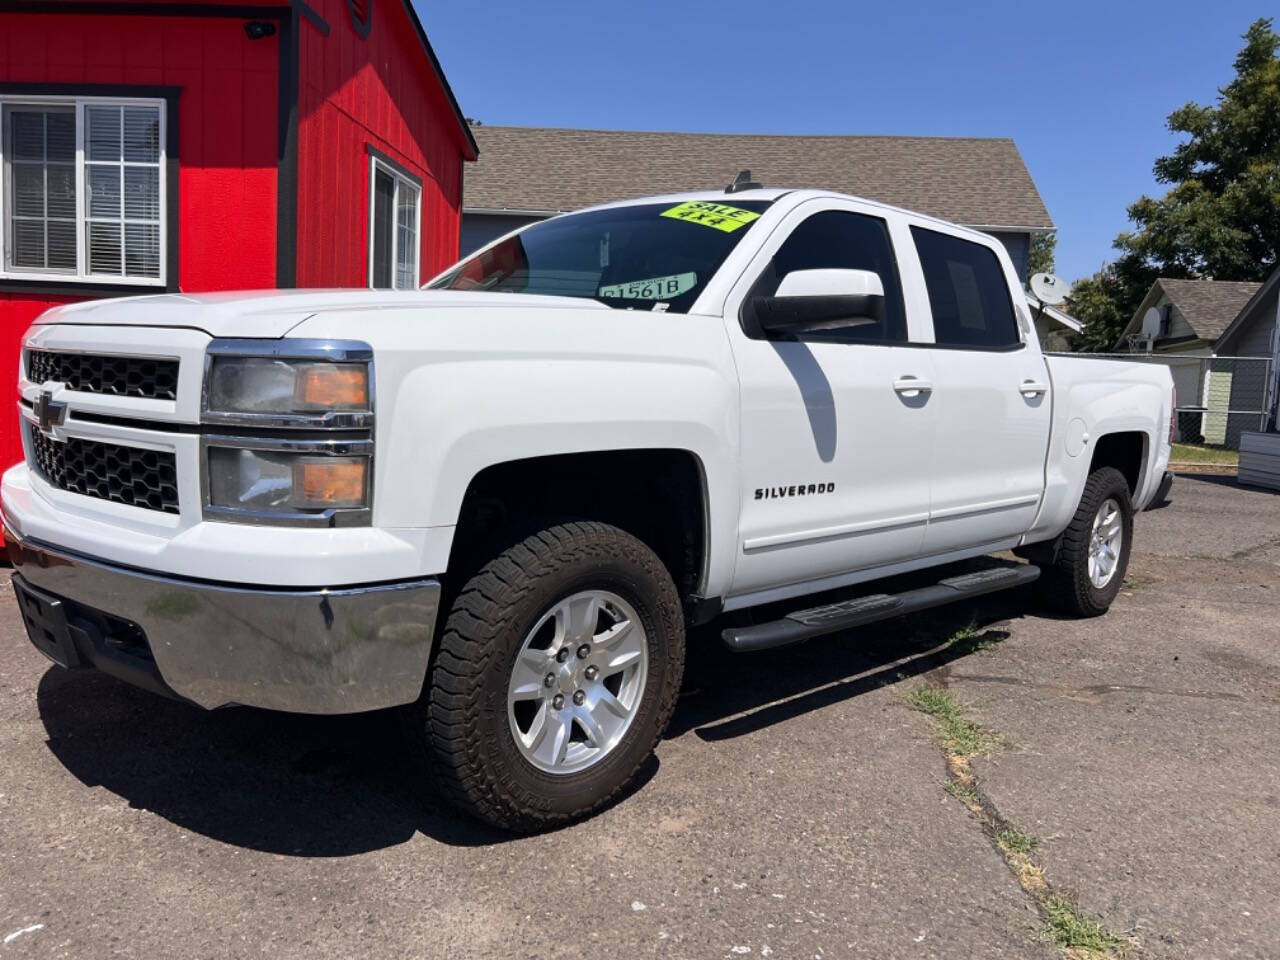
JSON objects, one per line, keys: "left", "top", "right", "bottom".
{"left": 34, "top": 289, "right": 608, "bottom": 339}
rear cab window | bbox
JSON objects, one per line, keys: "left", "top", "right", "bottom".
{"left": 910, "top": 226, "right": 1021, "bottom": 349}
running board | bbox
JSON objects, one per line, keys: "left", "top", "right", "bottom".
{"left": 721, "top": 564, "right": 1041, "bottom": 653}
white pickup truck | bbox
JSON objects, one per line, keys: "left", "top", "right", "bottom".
{"left": 4, "top": 186, "right": 1173, "bottom": 831}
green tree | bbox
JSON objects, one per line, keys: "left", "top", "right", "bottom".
{"left": 1028, "top": 232, "right": 1057, "bottom": 276}
{"left": 1071, "top": 17, "right": 1280, "bottom": 350}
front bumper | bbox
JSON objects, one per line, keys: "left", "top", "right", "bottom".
{"left": 4, "top": 523, "right": 440, "bottom": 714}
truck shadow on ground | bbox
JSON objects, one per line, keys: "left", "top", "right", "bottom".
{"left": 672, "top": 590, "right": 1024, "bottom": 742}
{"left": 34, "top": 577, "right": 1032, "bottom": 856}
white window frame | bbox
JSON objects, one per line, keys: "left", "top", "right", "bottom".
{"left": 366, "top": 152, "right": 422, "bottom": 290}
{"left": 0, "top": 94, "right": 167, "bottom": 287}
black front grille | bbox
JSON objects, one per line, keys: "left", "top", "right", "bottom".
{"left": 27, "top": 350, "right": 178, "bottom": 401}
{"left": 29, "top": 430, "right": 179, "bottom": 514}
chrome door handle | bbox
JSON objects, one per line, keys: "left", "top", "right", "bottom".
{"left": 1020, "top": 380, "right": 1049, "bottom": 397}
{"left": 893, "top": 376, "right": 933, "bottom": 397}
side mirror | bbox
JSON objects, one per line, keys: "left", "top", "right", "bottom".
{"left": 753, "top": 269, "right": 885, "bottom": 337}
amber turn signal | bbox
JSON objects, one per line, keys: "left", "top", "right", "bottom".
{"left": 296, "top": 458, "right": 367, "bottom": 508}
{"left": 298, "top": 363, "right": 368, "bottom": 410}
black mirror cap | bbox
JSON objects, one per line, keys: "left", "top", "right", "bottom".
{"left": 753, "top": 292, "right": 885, "bottom": 337}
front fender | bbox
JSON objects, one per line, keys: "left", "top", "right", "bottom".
{"left": 292, "top": 307, "right": 742, "bottom": 593}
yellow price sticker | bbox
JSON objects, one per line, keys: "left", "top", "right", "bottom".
{"left": 660, "top": 201, "right": 762, "bottom": 233}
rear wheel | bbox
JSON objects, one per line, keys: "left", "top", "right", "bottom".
{"left": 1037, "top": 466, "right": 1133, "bottom": 617}
{"left": 405, "top": 521, "right": 685, "bottom": 832}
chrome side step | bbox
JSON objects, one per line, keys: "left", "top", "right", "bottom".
{"left": 721, "top": 564, "right": 1041, "bottom": 653}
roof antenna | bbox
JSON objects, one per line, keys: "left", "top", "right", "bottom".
{"left": 725, "top": 169, "right": 761, "bottom": 194}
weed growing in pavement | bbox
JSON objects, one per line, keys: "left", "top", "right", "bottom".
{"left": 904, "top": 687, "right": 998, "bottom": 756}
{"left": 906, "top": 685, "right": 1136, "bottom": 958}
{"left": 996, "top": 826, "right": 1039, "bottom": 857}
{"left": 1040, "top": 894, "right": 1134, "bottom": 957}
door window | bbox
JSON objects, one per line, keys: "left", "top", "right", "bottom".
{"left": 910, "top": 226, "right": 1020, "bottom": 349}
{"left": 743, "top": 210, "right": 907, "bottom": 343}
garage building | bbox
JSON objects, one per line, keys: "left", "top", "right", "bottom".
{"left": 0, "top": 0, "right": 477, "bottom": 476}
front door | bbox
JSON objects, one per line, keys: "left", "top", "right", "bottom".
{"left": 725, "top": 203, "right": 937, "bottom": 601}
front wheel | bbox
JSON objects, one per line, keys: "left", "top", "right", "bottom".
{"left": 1037, "top": 466, "right": 1134, "bottom": 617}
{"left": 405, "top": 521, "right": 685, "bottom": 832}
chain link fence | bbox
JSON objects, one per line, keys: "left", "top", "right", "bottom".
{"left": 1049, "top": 353, "right": 1275, "bottom": 451}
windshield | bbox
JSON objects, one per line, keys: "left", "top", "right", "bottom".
{"left": 429, "top": 200, "right": 774, "bottom": 313}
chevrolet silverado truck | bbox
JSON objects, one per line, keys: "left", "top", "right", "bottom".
{"left": 4, "top": 186, "right": 1173, "bottom": 831}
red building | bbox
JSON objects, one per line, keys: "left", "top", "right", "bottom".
{"left": 0, "top": 0, "right": 477, "bottom": 480}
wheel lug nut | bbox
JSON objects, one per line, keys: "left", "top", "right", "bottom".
{"left": 572, "top": 690, "right": 585, "bottom": 706}
{"left": 556, "top": 647, "right": 570, "bottom": 663}
{"left": 576, "top": 644, "right": 591, "bottom": 659}
{"left": 584, "top": 665, "right": 599, "bottom": 681}
{"left": 543, "top": 672, "right": 556, "bottom": 688}
{"left": 552, "top": 693, "right": 564, "bottom": 710}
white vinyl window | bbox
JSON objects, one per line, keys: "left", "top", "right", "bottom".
{"left": 0, "top": 96, "right": 166, "bottom": 285}
{"left": 368, "top": 154, "right": 421, "bottom": 290}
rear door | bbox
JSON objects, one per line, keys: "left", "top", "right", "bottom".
{"left": 904, "top": 225, "right": 1052, "bottom": 554}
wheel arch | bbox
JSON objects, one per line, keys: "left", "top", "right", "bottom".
{"left": 1088, "top": 429, "right": 1150, "bottom": 500}
{"left": 443, "top": 448, "right": 715, "bottom": 613}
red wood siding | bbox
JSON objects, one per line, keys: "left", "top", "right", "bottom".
{"left": 295, "top": 0, "right": 465, "bottom": 287}
{"left": 0, "top": 11, "right": 281, "bottom": 473}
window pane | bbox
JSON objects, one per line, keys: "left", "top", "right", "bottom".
{"left": 10, "top": 111, "right": 45, "bottom": 161}
{"left": 370, "top": 169, "right": 395, "bottom": 289}
{"left": 124, "top": 223, "right": 160, "bottom": 277}
{"left": 911, "top": 227, "right": 1019, "bottom": 348}
{"left": 123, "top": 166, "right": 160, "bottom": 221}
{"left": 87, "top": 165, "right": 122, "bottom": 218}
{"left": 46, "top": 163, "right": 75, "bottom": 219}
{"left": 749, "top": 210, "right": 907, "bottom": 343}
{"left": 12, "top": 163, "right": 45, "bottom": 217}
{"left": 46, "top": 112, "right": 75, "bottom": 163}
{"left": 88, "top": 221, "right": 123, "bottom": 274}
{"left": 123, "top": 107, "right": 160, "bottom": 163}
{"left": 47, "top": 221, "right": 76, "bottom": 271}
{"left": 87, "top": 106, "right": 121, "bottom": 162}
{"left": 395, "top": 182, "right": 419, "bottom": 289}
{"left": 12, "top": 220, "right": 45, "bottom": 268}
{"left": 397, "top": 182, "right": 418, "bottom": 228}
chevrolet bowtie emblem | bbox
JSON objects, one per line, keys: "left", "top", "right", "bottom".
{"left": 33, "top": 390, "right": 67, "bottom": 434}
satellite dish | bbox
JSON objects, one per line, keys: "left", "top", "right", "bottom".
{"left": 1029, "top": 272, "right": 1068, "bottom": 306}
{"left": 1141, "top": 307, "right": 1162, "bottom": 339}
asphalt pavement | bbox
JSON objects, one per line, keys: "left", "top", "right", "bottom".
{"left": 1, "top": 472, "right": 1277, "bottom": 959}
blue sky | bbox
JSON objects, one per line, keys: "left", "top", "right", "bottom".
{"left": 420, "top": 1, "right": 1270, "bottom": 284}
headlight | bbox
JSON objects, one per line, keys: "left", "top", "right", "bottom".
{"left": 208, "top": 448, "right": 369, "bottom": 512}
{"left": 200, "top": 340, "right": 375, "bottom": 526}
{"left": 202, "top": 340, "right": 373, "bottom": 426}
{"left": 208, "top": 358, "right": 369, "bottom": 415}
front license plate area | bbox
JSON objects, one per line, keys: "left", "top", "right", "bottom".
{"left": 12, "top": 575, "right": 81, "bottom": 668}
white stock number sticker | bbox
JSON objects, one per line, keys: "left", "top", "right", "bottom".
{"left": 598, "top": 272, "right": 696, "bottom": 301}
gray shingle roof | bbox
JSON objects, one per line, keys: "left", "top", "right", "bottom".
{"left": 464, "top": 126, "right": 1053, "bottom": 230}
{"left": 1158, "top": 278, "right": 1263, "bottom": 342}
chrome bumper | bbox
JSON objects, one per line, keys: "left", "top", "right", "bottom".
{"left": 4, "top": 523, "right": 440, "bottom": 714}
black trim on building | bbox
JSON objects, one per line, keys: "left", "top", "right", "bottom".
{"left": 346, "top": 0, "right": 371, "bottom": 38}
{"left": 0, "top": 82, "right": 182, "bottom": 296}
{"left": 366, "top": 145, "right": 424, "bottom": 187}
{"left": 275, "top": 8, "right": 300, "bottom": 288}
{"left": 0, "top": 3, "right": 289, "bottom": 18}
{"left": 291, "top": 0, "right": 329, "bottom": 35}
